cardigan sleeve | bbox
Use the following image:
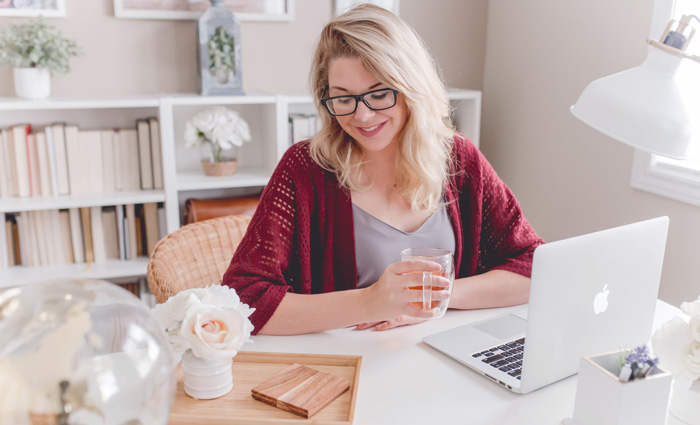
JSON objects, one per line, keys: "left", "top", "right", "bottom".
{"left": 221, "top": 144, "right": 308, "bottom": 334}
{"left": 459, "top": 137, "right": 544, "bottom": 277}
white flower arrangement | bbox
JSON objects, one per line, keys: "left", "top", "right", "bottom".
{"left": 652, "top": 296, "right": 700, "bottom": 388}
{"left": 151, "top": 284, "right": 255, "bottom": 362}
{"left": 184, "top": 106, "right": 251, "bottom": 163}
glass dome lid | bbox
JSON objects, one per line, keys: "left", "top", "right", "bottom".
{"left": 0, "top": 279, "right": 176, "bottom": 425}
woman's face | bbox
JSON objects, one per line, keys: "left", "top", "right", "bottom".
{"left": 326, "top": 57, "right": 407, "bottom": 157}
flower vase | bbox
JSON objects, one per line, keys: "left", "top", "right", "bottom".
{"left": 669, "top": 379, "right": 700, "bottom": 425}
{"left": 200, "top": 144, "right": 238, "bottom": 176}
{"left": 181, "top": 351, "right": 233, "bottom": 400}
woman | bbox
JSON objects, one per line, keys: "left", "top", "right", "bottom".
{"left": 222, "top": 4, "right": 543, "bottom": 335}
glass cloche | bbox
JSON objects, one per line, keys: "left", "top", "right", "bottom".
{"left": 0, "top": 279, "right": 176, "bottom": 425}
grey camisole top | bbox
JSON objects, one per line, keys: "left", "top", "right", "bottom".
{"left": 352, "top": 203, "right": 456, "bottom": 288}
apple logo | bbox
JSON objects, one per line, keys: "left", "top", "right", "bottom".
{"left": 593, "top": 284, "right": 610, "bottom": 315}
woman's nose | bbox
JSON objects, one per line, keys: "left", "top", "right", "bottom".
{"left": 353, "top": 100, "right": 375, "bottom": 121}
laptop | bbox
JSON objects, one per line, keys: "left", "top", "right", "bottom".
{"left": 422, "top": 216, "right": 669, "bottom": 394}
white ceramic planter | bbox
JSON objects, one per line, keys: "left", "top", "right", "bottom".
{"left": 13, "top": 67, "right": 51, "bottom": 99}
{"left": 181, "top": 350, "right": 233, "bottom": 400}
{"left": 563, "top": 350, "right": 672, "bottom": 425}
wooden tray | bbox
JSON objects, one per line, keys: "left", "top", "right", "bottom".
{"left": 168, "top": 351, "right": 362, "bottom": 425}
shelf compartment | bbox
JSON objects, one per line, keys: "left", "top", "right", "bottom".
{"left": 0, "top": 190, "right": 166, "bottom": 213}
{"left": 176, "top": 168, "right": 270, "bottom": 191}
{"left": 0, "top": 258, "right": 149, "bottom": 288}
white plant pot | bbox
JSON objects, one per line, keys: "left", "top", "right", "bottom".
{"left": 13, "top": 67, "right": 51, "bottom": 99}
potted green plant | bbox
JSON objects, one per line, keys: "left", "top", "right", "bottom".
{"left": 0, "top": 17, "right": 82, "bottom": 99}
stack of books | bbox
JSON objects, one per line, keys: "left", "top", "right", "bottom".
{"left": 0, "top": 118, "right": 163, "bottom": 199}
{"left": 3, "top": 203, "right": 166, "bottom": 268}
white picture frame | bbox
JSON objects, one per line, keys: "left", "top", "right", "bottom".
{"left": 113, "top": 0, "right": 294, "bottom": 22}
{"left": 0, "top": 0, "right": 66, "bottom": 17}
{"left": 334, "top": 0, "right": 399, "bottom": 15}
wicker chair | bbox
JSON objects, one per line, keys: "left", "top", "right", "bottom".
{"left": 147, "top": 214, "right": 252, "bottom": 303}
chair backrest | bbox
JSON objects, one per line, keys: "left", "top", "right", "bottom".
{"left": 147, "top": 214, "right": 252, "bottom": 303}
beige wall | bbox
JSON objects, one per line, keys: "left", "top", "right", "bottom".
{"left": 481, "top": 0, "right": 700, "bottom": 307}
{"left": 0, "top": 0, "right": 486, "bottom": 96}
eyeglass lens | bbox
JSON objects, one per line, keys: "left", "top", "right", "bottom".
{"left": 326, "top": 89, "right": 396, "bottom": 115}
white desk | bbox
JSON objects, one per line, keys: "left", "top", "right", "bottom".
{"left": 244, "top": 300, "right": 680, "bottom": 425}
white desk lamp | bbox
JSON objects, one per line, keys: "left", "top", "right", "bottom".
{"left": 571, "top": 15, "right": 700, "bottom": 159}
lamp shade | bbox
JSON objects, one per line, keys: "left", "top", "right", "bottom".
{"left": 571, "top": 47, "right": 693, "bottom": 159}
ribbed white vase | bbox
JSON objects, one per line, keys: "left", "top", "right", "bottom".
{"left": 13, "top": 68, "right": 51, "bottom": 99}
{"left": 669, "top": 379, "right": 700, "bottom": 425}
{"left": 181, "top": 350, "right": 233, "bottom": 400}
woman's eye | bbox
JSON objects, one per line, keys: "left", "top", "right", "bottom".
{"left": 336, "top": 98, "right": 353, "bottom": 104}
{"left": 370, "top": 93, "right": 388, "bottom": 100}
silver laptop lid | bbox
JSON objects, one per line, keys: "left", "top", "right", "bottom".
{"left": 519, "top": 216, "right": 669, "bottom": 393}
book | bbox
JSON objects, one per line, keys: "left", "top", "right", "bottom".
{"left": 11, "top": 216, "right": 21, "bottom": 266}
{"left": 48, "top": 209, "right": 64, "bottom": 265}
{"left": 69, "top": 207, "right": 85, "bottom": 264}
{"left": 26, "top": 133, "right": 40, "bottom": 197}
{"left": 4, "top": 217, "right": 14, "bottom": 267}
{"left": 11, "top": 124, "right": 31, "bottom": 198}
{"left": 36, "top": 132, "right": 52, "bottom": 197}
{"left": 51, "top": 123, "right": 71, "bottom": 195}
{"left": 58, "top": 209, "right": 75, "bottom": 264}
{"left": 116, "top": 204, "right": 126, "bottom": 260}
{"left": 101, "top": 130, "right": 116, "bottom": 193}
{"left": 157, "top": 203, "right": 167, "bottom": 240}
{"left": 81, "top": 130, "right": 103, "bottom": 194}
{"left": 1, "top": 129, "right": 18, "bottom": 197}
{"left": 148, "top": 117, "right": 164, "bottom": 189}
{"left": 33, "top": 210, "right": 49, "bottom": 266}
{"left": 125, "top": 204, "right": 137, "bottom": 260}
{"left": 113, "top": 129, "right": 123, "bottom": 192}
{"left": 80, "top": 207, "right": 94, "bottom": 264}
{"left": 15, "top": 213, "right": 28, "bottom": 267}
{"left": 143, "top": 202, "right": 160, "bottom": 256}
{"left": 90, "top": 206, "right": 106, "bottom": 263}
{"left": 65, "top": 125, "right": 87, "bottom": 196}
{"left": 19, "top": 212, "right": 35, "bottom": 267}
{"left": 102, "top": 207, "right": 120, "bottom": 260}
{"left": 44, "top": 126, "right": 60, "bottom": 197}
{"left": 0, "top": 129, "right": 13, "bottom": 198}
{"left": 134, "top": 204, "right": 144, "bottom": 257}
{"left": 136, "top": 119, "right": 154, "bottom": 190}
{"left": 119, "top": 129, "right": 140, "bottom": 191}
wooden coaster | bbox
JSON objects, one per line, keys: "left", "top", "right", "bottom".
{"left": 251, "top": 363, "right": 351, "bottom": 418}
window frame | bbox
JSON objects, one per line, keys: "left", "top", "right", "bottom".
{"left": 631, "top": 0, "right": 700, "bottom": 205}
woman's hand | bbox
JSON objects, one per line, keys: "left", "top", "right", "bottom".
{"left": 355, "top": 316, "right": 428, "bottom": 331}
{"left": 362, "top": 259, "right": 451, "bottom": 322}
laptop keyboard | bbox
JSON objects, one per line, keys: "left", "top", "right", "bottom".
{"left": 471, "top": 338, "right": 525, "bottom": 380}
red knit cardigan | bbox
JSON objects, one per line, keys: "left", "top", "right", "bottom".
{"left": 222, "top": 134, "right": 544, "bottom": 334}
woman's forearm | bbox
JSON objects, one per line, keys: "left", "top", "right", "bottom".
{"left": 258, "top": 288, "right": 375, "bottom": 335}
{"left": 448, "top": 270, "right": 530, "bottom": 310}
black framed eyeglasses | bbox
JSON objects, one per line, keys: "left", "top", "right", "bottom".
{"left": 320, "top": 87, "right": 399, "bottom": 116}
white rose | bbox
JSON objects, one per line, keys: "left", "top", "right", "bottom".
{"left": 681, "top": 297, "right": 700, "bottom": 317}
{"left": 180, "top": 303, "right": 254, "bottom": 361}
{"left": 192, "top": 110, "right": 217, "bottom": 133}
{"left": 652, "top": 316, "right": 700, "bottom": 387}
{"left": 690, "top": 316, "right": 700, "bottom": 342}
{"left": 183, "top": 121, "right": 200, "bottom": 148}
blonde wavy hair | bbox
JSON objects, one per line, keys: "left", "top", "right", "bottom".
{"left": 308, "top": 4, "right": 455, "bottom": 214}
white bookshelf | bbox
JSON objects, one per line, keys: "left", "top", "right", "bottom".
{"left": 0, "top": 89, "right": 481, "bottom": 287}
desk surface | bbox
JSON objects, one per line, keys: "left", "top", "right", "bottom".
{"left": 238, "top": 300, "right": 680, "bottom": 425}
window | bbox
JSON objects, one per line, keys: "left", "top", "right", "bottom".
{"left": 631, "top": 0, "right": 700, "bottom": 206}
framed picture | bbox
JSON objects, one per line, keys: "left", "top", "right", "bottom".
{"left": 334, "top": 0, "right": 399, "bottom": 15}
{"left": 0, "top": 0, "right": 66, "bottom": 17}
{"left": 114, "top": 0, "right": 294, "bottom": 22}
